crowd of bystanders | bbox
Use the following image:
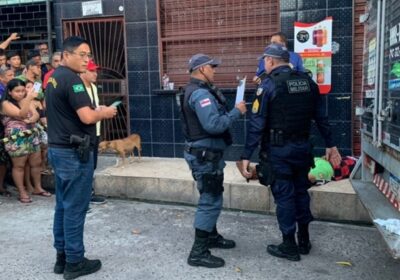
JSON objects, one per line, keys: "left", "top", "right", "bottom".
{"left": 0, "top": 33, "right": 58, "bottom": 203}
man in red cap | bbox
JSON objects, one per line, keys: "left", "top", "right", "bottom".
{"left": 80, "top": 60, "right": 107, "bottom": 205}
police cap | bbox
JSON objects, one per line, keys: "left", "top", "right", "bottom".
{"left": 188, "top": 53, "right": 221, "bottom": 73}
{"left": 260, "top": 43, "right": 290, "bottom": 60}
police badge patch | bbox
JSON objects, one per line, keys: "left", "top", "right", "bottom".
{"left": 252, "top": 99, "right": 259, "bottom": 113}
{"left": 256, "top": 87, "right": 263, "bottom": 96}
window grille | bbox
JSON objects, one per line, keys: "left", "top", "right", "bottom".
{"left": 157, "top": 0, "right": 280, "bottom": 88}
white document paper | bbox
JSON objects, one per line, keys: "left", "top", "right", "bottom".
{"left": 235, "top": 77, "right": 246, "bottom": 104}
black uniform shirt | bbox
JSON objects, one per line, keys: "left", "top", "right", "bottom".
{"left": 45, "top": 65, "right": 96, "bottom": 147}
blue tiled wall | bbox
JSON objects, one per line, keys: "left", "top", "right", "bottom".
{"left": 55, "top": 0, "right": 354, "bottom": 159}
{"left": 281, "top": 0, "right": 353, "bottom": 156}
{"left": 0, "top": 2, "right": 51, "bottom": 54}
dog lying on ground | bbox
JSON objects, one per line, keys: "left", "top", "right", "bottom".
{"left": 99, "top": 134, "right": 142, "bottom": 166}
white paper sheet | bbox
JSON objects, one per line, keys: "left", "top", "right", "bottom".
{"left": 235, "top": 77, "right": 246, "bottom": 104}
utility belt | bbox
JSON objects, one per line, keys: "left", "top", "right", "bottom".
{"left": 185, "top": 146, "right": 223, "bottom": 162}
{"left": 267, "top": 129, "right": 309, "bottom": 146}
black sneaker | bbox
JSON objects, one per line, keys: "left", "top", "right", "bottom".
{"left": 298, "top": 240, "right": 312, "bottom": 255}
{"left": 63, "top": 257, "right": 101, "bottom": 280}
{"left": 90, "top": 195, "right": 107, "bottom": 205}
{"left": 54, "top": 252, "right": 66, "bottom": 274}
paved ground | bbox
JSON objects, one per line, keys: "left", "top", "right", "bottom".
{"left": 0, "top": 194, "right": 399, "bottom": 280}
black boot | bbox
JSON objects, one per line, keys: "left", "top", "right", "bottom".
{"left": 267, "top": 234, "right": 300, "bottom": 261}
{"left": 63, "top": 257, "right": 102, "bottom": 280}
{"left": 208, "top": 226, "right": 236, "bottom": 249}
{"left": 54, "top": 252, "right": 66, "bottom": 274}
{"left": 187, "top": 229, "right": 225, "bottom": 268}
{"left": 297, "top": 223, "right": 312, "bottom": 255}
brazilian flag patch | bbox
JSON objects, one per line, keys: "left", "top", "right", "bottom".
{"left": 72, "top": 84, "right": 85, "bottom": 93}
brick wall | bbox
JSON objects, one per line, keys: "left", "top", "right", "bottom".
{"left": 352, "top": 0, "right": 366, "bottom": 156}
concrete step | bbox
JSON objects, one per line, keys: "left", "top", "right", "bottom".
{"left": 90, "top": 156, "right": 370, "bottom": 223}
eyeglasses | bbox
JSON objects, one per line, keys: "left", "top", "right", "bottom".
{"left": 70, "top": 51, "right": 93, "bottom": 59}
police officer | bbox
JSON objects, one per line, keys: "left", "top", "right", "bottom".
{"left": 239, "top": 44, "right": 341, "bottom": 261}
{"left": 180, "top": 54, "right": 247, "bottom": 268}
{"left": 46, "top": 36, "right": 117, "bottom": 278}
{"left": 253, "top": 32, "right": 305, "bottom": 84}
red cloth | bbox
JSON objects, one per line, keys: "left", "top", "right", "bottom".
{"left": 42, "top": 68, "right": 55, "bottom": 89}
{"left": 333, "top": 156, "right": 358, "bottom": 181}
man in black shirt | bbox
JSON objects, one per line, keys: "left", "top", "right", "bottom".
{"left": 46, "top": 36, "right": 117, "bottom": 279}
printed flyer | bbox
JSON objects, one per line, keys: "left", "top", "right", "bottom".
{"left": 294, "top": 17, "right": 333, "bottom": 94}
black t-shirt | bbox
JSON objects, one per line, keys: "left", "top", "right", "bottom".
{"left": 45, "top": 65, "right": 96, "bottom": 147}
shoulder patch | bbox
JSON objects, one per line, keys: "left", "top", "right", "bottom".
{"left": 256, "top": 87, "right": 263, "bottom": 96}
{"left": 200, "top": 98, "right": 211, "bottom": 108}
{"left": 48, "top": 77, "right": 57, "bottom": 89}
{"left": 252, "top": 99, "right": 260, "bottom": 113}
{"left": 72, "top": 84, "right": 85, "bottom": 93}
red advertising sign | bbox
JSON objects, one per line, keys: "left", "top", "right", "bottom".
{"left": 295, "top": 17, "right": 333, "bottom": 94}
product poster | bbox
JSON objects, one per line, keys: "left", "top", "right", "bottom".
{"left": 389, "top": 22, "right": 400, "bottom": 92}
{"left": 294, "top": 17, "right": 333, "bottom": 94}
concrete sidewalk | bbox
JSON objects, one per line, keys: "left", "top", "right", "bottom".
{"left": 0, "top": 196, "right": 398, "bottom": 280}
{"left": 92, "top": 156, "right": 370, "bottom": 223}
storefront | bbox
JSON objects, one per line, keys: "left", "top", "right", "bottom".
{"left": 2, "top": 0, "right": 363, "bottom": 159}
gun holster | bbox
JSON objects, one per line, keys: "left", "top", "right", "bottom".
{"left": 70, "top": 134, "right": 91, "bottom": 163}
{"left": 201, "top": 172, "right": 224, "bottom": 195}
{"left": 256, "top": 160, "right": 276, "bottom": 187}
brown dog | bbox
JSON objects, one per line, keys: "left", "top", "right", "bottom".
{"left": 99, "top": 134, "right": 142, "bottom": 166}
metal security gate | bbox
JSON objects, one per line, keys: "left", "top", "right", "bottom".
{"left": 157, "top": 0, "right": 280, "bottom": 89}
{"left": 63, "top": 17, "right": 129, "bottom": 140}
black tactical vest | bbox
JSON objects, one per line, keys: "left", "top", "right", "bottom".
{"left": 180, "top": 78, "right": 231, "bottom": 144}
{"left": 266, "top": 70, "right": 318, "bottom": 140}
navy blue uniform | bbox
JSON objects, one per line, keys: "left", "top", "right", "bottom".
{"left": 183, "top": 80, "right": 241, "bottom": 232}
{"left": 242, "top": 65, "right": 334, "bottom": 236}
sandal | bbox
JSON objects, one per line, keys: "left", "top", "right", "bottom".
{"left": 0, "top": 190, "right": 12, "bottom": 197}
{"left": 32, "top": 191, "right": 52, "bottom": 197}
{"left": 19, "top": 197, "right": 32, "bottom": 203}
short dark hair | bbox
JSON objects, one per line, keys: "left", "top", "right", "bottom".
{"left": 36, "top": 42, "right": 47, "bottom": 48}
{"left": 27, "top": 49, "right": 41, "bottom": 60}
{"left": 25, "top": 59, "right": 39, "bottom": 69}
{"left": 6, "top": 50, "right": 20, "bottom": 60}
{"left": 270, "top": 32, "right": 288, "bottom": 46}
{"left": 0, "top": 48, "right": 5, "bottom": 57}
{"left": 62, "top": 36, "right": 89, "bottom": 53}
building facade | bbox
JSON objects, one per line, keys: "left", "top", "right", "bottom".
{"left": 1, "top": 0, "right": 364, "bottom": 160}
